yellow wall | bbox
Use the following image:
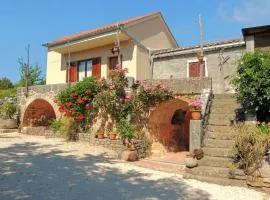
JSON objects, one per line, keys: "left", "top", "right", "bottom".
{"left": 46, "top": 40, "right": 138, "bottom": 84}
{"left": 46, "top": 51, "right": 66, "bottom": 84}
{"left": 125, "top": 16, "right": 177, "bottom": 50}
{"left": 136, "top": 45, "right": 150, "bottom": 81}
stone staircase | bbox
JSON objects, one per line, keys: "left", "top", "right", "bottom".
{"left": 184, "top": 94, "right": 247, "bottom": 187}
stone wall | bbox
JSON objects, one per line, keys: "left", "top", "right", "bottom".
{"left": 17, "top": 84, "right": 69, "bottom": 124}
{"left": 153, "top": 46, "right": 245, "bottom": 94}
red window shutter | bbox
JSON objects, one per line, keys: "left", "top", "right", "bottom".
{"left": 92, "top": 58, "right": 101, "bottom": 79}
{"left": 66, "top": 63, "right": 78, "bottom": 83}
{"left": 189, "top": 61, "right": 205, "bottom": 77}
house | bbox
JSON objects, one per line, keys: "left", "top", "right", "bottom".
{"left": 152, "top": 38, "right": 246, "bottom": 94}
{"left": 44, "top": 11, "right": 178, "bottom": 84}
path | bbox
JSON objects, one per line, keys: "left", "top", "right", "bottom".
{"left": 0, "top": 132, "right": 268, "bottom": 200}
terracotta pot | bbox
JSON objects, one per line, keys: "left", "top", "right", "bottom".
{"left": 97, "top": 133, "right": 104, "bottom": 139}
{"left": 120, "top": 150, "right": 138, "bottom": 162}
{"left": 184, "top": 157, "right": 198, "bottom": 168}
{"left": 191, "top": 110, "right": 201, "bottom": 120}
{"left": 109, "top": 133, "right": 117, "bottom": 140}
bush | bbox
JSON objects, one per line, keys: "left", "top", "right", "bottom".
{"left": 117, "top": 119, "right": 135, "bottom": 140}
{"left": 0, "top": 103, "right": 17, "bottom": 119}
{"left": 233, "top": 124, "right": 270, "bottom": 174}
{"left": 0, "top": 88, "right": 17, "bottom": 99}
{"left": 0, "top": 77, "right": 14, "bottom": 89}
{"left": 50, "top": 117, "right": 78, "bottom": 141}
{"left": 232, "top": 51, "right": 270, "bottom": 122}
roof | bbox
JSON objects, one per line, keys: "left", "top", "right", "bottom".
{"left": 242, "top": 25, "right": 270, "bottom": 36}
{"left": 45, "top": 11, "right": 177, "bottom": 48}
{"left": 153, "top": 37, "right": 245, "bottom": 58}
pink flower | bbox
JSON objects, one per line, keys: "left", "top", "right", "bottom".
{"left": 75, "top": 114, "right": 85, "bottom": 120}
{"left": 65, "top": 102, "right": 72, "bottom": 107}
{"left": 116, "top": 63, "right": 121, "bottom": 70}
{"left": 85, "top": 104, "right": 91, "bottom": 110}
{"left": 143, "top": 84, "right": 150, "bottom": 91}
{"left": 123, "top": 68, "right": 128, "bottom": 73}
{"left": 85, "top": 89, "right": 92, "bottom": 94}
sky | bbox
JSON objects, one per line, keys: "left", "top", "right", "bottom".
{"left": 0, "top": 0, "right": 269, "bottom": 83}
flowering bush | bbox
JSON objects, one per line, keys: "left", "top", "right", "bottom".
{"left": 189, "top": 97, "right": 202, "bottom": 111}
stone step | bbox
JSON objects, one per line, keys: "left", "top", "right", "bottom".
{"left": 211, "top": 101, "right": 239, "bottom": 107}
{"left": 209, "top": 113, "right": 235, "bottom": 120}
{"left": 185, "top": 166, "right": 246, "bottom": 179}
{"left": 203, "top": 138, "right": 234, "bottom": 148}
{"left": 183, "top": 173, "right": 247, "bottom": 187}
{"left": 208, "top": 118, "right": 234, "bottom": 126}
{"left": 206, "top": 125, "right": 234, "bottom": 133}
{"left": 0, "top": 129, "right": 18, "bottom": 133}
{"left": 205, "top": 131, "right": 234, "bottom": 140}
{"left": 198, "top": 156, "right": 233, "bottom": 168}
{"left": 213, "top": 94, "right": 236, "bottom": 100}
{"left": 203, "top": 147, "right": 233, "bottom": 157}
{"left": 133, "top": 159, "right": 185, "bottom": 175}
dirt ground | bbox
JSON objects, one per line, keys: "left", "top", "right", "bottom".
{"left": 0, "top": 132, "right": 268, "bottom": 200}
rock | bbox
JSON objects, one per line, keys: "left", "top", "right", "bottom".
{"left": 0, "top": 118, "right": 17, "bottom": 129}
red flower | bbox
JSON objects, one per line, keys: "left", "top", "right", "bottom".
{"left": 65, "top": 102, "right": 72, "bottom": 107}
{"left": 85, "top": 89, "right": 92, "bottom": 94}
{"left": 58, "top": 105, "right": 65, "bottom": 113}
{"left": 75, "top": 114, "right": 85, "bottom": 120}
{"left": 76, "top": 98, "right": 84, "bottom": 104}
{"left": 85, "top": 104, "right": 91, "bottom": 110}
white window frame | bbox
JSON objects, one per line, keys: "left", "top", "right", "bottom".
{"left": 186, "top": 57, "right": 208, "bottom": 78}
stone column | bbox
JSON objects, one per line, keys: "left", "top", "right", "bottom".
{"left": 189, "top": 120, "right": 202, "bottom": 151}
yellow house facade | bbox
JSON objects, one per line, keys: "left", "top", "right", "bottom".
{"left": 44, "top": 11, "right": 178, "bottom": 84}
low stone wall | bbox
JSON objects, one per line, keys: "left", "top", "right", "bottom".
{"left": 150, "top": 77, "right": 212, "bottom": 94}
{"left": 89, "top": 136, "right": 147, "bottom": 159}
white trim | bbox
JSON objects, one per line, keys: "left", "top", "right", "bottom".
{"left": 186, "top": 57, "right": 208, "bottom": 78}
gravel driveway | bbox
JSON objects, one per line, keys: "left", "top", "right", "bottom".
{"left": 0, "top": 132, "right": 268, "bottom": 200}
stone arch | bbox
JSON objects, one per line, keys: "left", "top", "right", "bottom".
{"left": 22, "top": 98, "right": 57, "bottom": 126}
{"left": 149, "top": 98, "right": 191, "bottom": 152}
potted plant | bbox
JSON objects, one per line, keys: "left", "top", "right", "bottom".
{"left": 97, "top": 125, "right": 105, "bottom": 139}
{"left": 184, "top": 152, "right": 198, "bottom": 168}
{"left": 189, "top": 97, "right": 202, "bottom": 120}
{"left": 0, "top": 103, "right": 18, "bottom": 129}
{"left": 108, "top": 125, "right": 117, "bottom": 140}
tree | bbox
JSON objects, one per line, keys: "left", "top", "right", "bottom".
{"left": 232, "top": 51, "right": 270, "bottom": 122}
{"left": 18, "top": 58, "right": 45, "bottom": 86}
{"left": 0, "top": 77, "right": 14, "bottom": 89}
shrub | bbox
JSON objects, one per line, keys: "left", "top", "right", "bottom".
{"left": 233, "top": 124, "right": 270, "bottom": 174}
{"left": 0, "top": 77, "right": 14, "bottom": 89}
{"left": 50, "top": 117, "right": 78, "bottom": 141}
{"left": 117, "top": 119, "right": 135, "bottom": 140}
{"left": 231, "top": 51, "right": 270, "bottom": 122}
{"left": 0, "top": 103, "right": 17, "bottom": 119}
{"left": 0, "top": 88, "right": 17, "bottom": 99}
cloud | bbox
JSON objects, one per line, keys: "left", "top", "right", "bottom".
{"left": 218, "top": 0, "right": 270, "bottom": 23}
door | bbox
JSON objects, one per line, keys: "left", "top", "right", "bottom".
{"left": 66, "top": 63, "right": 77, "bottom": 83}
{"left": 92, "top": 58, "right": 101, "bottom": 79}
{"left": 189, "top": 61, "right": 205, "bottom": 77}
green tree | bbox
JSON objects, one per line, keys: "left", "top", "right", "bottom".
{"left": 232, "top": 51, "right": 270, "bottom": 122}
{"left": 0, "top": 77, "right": 14, "bottom": 89}
{"left": 18, "top": 58, "right": 45, "bottom": 86}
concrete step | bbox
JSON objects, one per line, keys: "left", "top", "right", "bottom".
{"left": 198, "top": 156, "right": 233, "bottom": 168}
{"left": 211, "top": 101, "right": 239, "bottom": 107}
{"left": 213, "top": 94, "right": 236, "bottom": 100}
{"left": 203, "top": 138, "right": 234, "bottom": 148}
{"left": 0, "top": 129, "right": 18, "bottom": 133}
{"left": 185, "top": 166, "right": 246, "bottom": 179}
{"left": 133, "top": 159, "right": 185, "bottom": 174}
{"left": 209, "top": 113, "right": 235, "bottom": 121}
{"left": 205, "top": 131, "right": 234, "bottom": 140}
{"left": 183, "top": 173, "right": 247, "bottom": 187}
{"left": 203, "top": 147, "right": 234, "bottom": 158}
{"left": 208, "top": 118, "right": 235, "bottom": 126}
{"left": 206, "top": 125, "right": 234, "bottom": 133}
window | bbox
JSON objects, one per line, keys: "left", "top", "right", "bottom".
{"left": 66, "top": 58, "right": 100, "bottom": 83}
{"left": 188, "top": 61, "right": 206, "bottom": 77}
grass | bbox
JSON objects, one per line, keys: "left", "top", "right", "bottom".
{"left": 0, "top": 88, "right": 17, "bottom": 99}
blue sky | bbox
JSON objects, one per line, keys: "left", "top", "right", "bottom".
{"left": 0, "top": 0, "right": 269, "bottom": 83}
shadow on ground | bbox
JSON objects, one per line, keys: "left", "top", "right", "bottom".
{"left": 0, "top": 141, "right": 211, "bottom": 200}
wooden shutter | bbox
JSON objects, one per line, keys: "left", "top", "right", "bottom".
{"left": 189, "top": 61, "right": 205, "bottom": 77}
{"left": 66, "top": 63, "right": 78, "bottom": 83}
{"left": 92, "top": 58, "right": 101, "bottom": 79}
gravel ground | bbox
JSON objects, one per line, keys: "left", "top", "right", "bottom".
{"left": 0, "top": 132, "right": 269, "bottom": 200}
